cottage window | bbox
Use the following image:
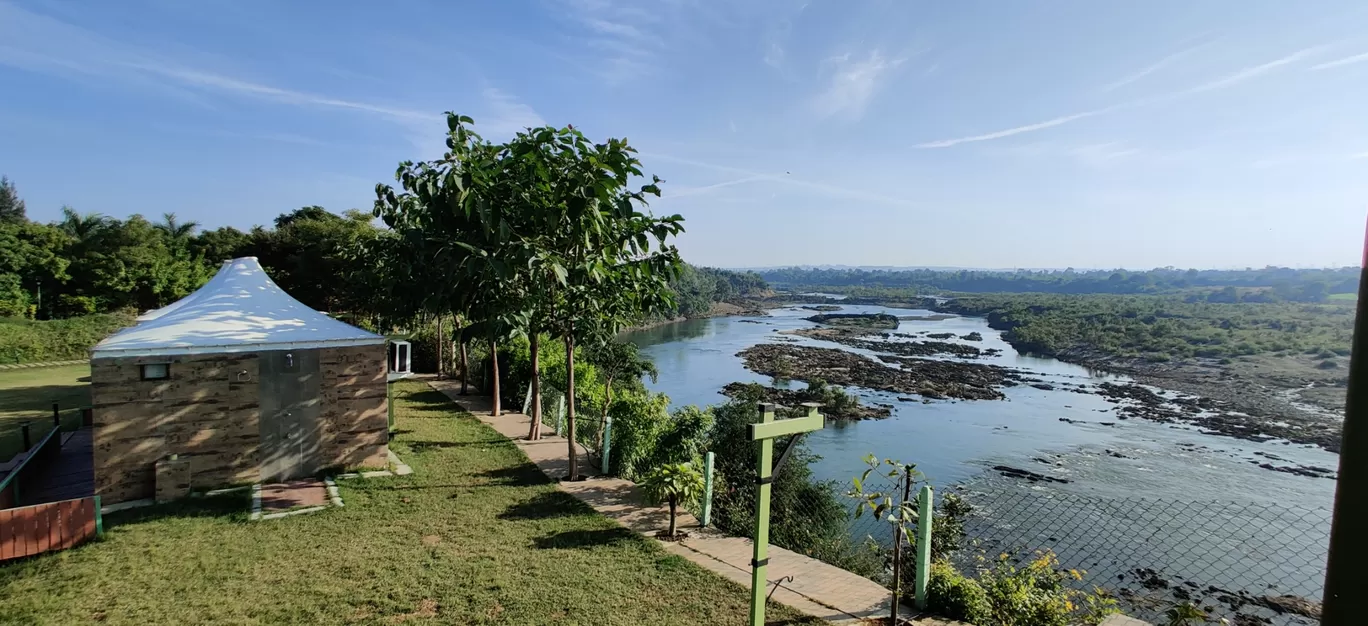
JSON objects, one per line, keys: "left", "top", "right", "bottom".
{"left": 140, "top": 363, "right": 170, "bottom": 380}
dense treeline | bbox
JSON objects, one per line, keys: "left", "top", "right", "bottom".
{"left": 0, "top": 175, "right": 754, "bottom": 324}
{"left": 759, "top": 266, "right": 1357, "bottom": 301}
{"left": 938, "top": 293, "right": 1355, "bottom": 361}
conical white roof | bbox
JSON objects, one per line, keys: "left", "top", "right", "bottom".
{"left": 93, "top": 257, "right": 384, "bottom": 357}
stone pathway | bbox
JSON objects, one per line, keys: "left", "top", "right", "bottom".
{"left": 0, "top": 359, "right": 88, "bottom": 371}
{"left": 425, "top": 380, "right": 956, "bottom": 625}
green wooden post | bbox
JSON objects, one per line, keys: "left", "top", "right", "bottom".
{"left": 915, "top": 485, "right": 934, "bottom": 609}
{"left": 702, "top": 451, "right": 715, "bottom": 527}
{"left": 555, "top": 396, "right": 565, "bottom": 436}
{"left": 522, "top": 381, "right": 533, "bottom": 415}
{"left": 601, "top": 415, "right": 613, "bottom": 475}
{"left": 748, "top": 402, "right": 825, "bottom": 626}
{"left": 94, "top": 495, "right": 104, "bottom": 538}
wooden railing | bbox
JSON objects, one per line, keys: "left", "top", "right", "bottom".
{"left": 0, "top": 495, "right": 102, "bottom": 562}
{"left": 0, "top": 425, "right": 63, "bottom": 510}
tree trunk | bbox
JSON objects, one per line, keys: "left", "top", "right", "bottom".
{"left": 527, "top": 331, "right": 542, "bottom": 441}
{"left": 566, "top": 333, "right": 578, "bottom": 480}
{"left": 668, "top": 495, "right": 678, "bottom": 537}
{"left": 460, "top": 338, "right": 469, "bottom": 395}
{"left": 490, "top": 336, "right": 501, "bottom": 417}
{"left": 599, "top": 375, "right": 614, "bottom": 452}
{"left": 436, "top": 315, "right": 444, "bottom": 377}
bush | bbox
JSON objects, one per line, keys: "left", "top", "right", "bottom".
{"left": 926, "top": 561, "right": 991, "bottom": 624}
{"left": 0, "top": 310, "right": 135, "bottom": 364}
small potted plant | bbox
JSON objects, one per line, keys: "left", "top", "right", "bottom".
{"left": 639, "top": 462, "right": 704, "bottom": 540}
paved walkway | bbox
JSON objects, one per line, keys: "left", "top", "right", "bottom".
{"left": 0, "top": 359, "right": 88, "bottom": 371}
{"left": 426, "top": 381, "right": 949, "bottom": 625}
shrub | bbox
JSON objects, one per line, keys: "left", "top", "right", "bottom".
{"left": 0, "top": 310, "right": 135, "bottom": 364}
{"left": 925, "top": 561, "right": 991, "bottom": 624}
{"left": 639, "top": 462, "right": 704, "bottom": 537}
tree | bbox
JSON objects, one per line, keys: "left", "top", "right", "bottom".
{"left": 639, "top": 462, "right": 704, "bottom": 538}
{"left": 155, "top": 212, "right": 199, "bottom": 242}
{"left": 0, "top": 176, "right": 26, "bottom": 224}
{"left": 585, "top": 338, "right": 658, "bottom": 449}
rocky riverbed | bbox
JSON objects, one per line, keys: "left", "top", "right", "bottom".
{"left": 719, "top": 381, "right": 892, "bottom": 419}
{"left": 737, "top": 343, "right": 1025, "bottom": 401}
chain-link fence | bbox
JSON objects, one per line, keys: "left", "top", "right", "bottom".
{"left": 698, "top": 447, "right": 1329, "bottom": 625}
{"left": 521, "top": 382, "right": 607, "bottom": 464}
{"left": 950, "top": 488, "right": 1328, "bottom": 625}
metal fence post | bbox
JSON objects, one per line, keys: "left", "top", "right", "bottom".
{"left": 21, "top": 422, "right": 31, "bottom": 451}
{"left": 52, "top": 402, "right": 60, "bottom": 428}
{"left": 601, "top": 416, "right": 613, "bottom": 475}
{"left": 915, "top": 485, "right": 934, "bottom": 610}
{"left": 702, "top": 451, "right": 715, "bottom": 527}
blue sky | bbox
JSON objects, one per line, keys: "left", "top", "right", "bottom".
{"left": 2, "top": 0, "right": 1366, "bottom": 270}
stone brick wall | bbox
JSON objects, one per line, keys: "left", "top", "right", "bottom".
{"left": 91, "top": 344, "right": 388, "bottom": 504}
{"left": 91, "top": 353, "right": 261, "bottom": 504}
{"left": 318, "top": 345, "right": 389, "bottom": 471}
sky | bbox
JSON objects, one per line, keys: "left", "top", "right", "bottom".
{"left": 2, "top": 0, "right": 1367, "bottom": 270}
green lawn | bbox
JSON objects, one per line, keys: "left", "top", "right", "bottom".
{"left": 1328, "top": 292, "right": 1358, "bottom": 301}
{"left": 0, "top": 380, "right": 820, "bottom": 626}
{"left": 0, "top": 364, "right": 90, "bottom": 460}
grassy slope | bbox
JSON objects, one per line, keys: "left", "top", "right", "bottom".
{"left": 0, "top": 380, "right": 818, "bottom": 626}
{"left": 0, "top": 364, "right": 90, "bottom": 460}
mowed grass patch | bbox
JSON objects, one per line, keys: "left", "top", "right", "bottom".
{"left": 0, "top": 380, "right": 820, "bottom": 626}
{"left": 0, "top": 363, "right": 90, "bottom": 460}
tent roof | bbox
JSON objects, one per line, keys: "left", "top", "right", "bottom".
{"left": 93, "top": 257, "right": 385, "bottom": 357}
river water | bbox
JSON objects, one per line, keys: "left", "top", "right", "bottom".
{"left": 625, "top": 303, "right": 1337, "bottom": 614}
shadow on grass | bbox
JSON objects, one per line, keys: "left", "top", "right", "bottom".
{"left": 498, "top": 490, "right": 593, "bottom": 521}
{"left": 406, "top": 439, "right": 507, "bottom": 453}
{"left": 533, "top": 526, "right": 639, "bottom": 550}
{"left": 477, "top": 464, "right": 551, "bottom": 487}
{"left": 104, "top": 493, "right": 250, "bottom": 529}
{"left": 398, "top": 389, "right": 465, "bottom": 412}
{"left": 0, "top": 383, "right": 89, "bottom": 415}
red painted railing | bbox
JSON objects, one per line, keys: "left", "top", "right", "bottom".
{"left": 0, "top": 496, "right": 101, "bottom": 562}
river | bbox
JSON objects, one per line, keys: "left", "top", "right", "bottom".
{"left": 624, "top": 302, "right": 1336, "bottom": 617}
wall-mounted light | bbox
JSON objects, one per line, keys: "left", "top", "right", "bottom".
{"left": 286, "top": 352, "right": 294, "bottom": 368}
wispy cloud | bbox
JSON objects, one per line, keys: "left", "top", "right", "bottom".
{"left": 1310, "top": 51, "right": 1368, "bottom": 71}
{"left": 918, "top": 45, "right": 1326, "bottom": 149}
{"left": 1185, "top": 46, "right": 1326, "bottom": 93}
{"left": 810, "top": 50, "right": 905, "bottom": 121}
{"left": 1351, "top": 151, "right": 1368, "bottom": 160}
{"left": 1098, "top": 42, "right": 1210, "bottom": 92}
{"left": 915, "top": 111, "right": 1103, "bottom": 149}
{"left": 557, "top": 0, "right": 662, "bottom": 85}
{"left": 0, "top": 1, "right": 544, "bottom": 148}
{"left": 647, "top": 153, "right": 918, "bottom": 208}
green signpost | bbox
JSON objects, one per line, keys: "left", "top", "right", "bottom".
{"left": 748, "top": 402, "right": 825, "bottom": 626}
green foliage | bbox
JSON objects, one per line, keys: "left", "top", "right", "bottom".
{"left": 1163, "top": 602, "right": 1207, "bottom": 626}
{"left": 0, "top": 176, "right": 24, "bottom": 224}
{"left": 939, "top": 293, "right": 1354, "bottom": 360}
{"left": 0, "top": 311, "right": 135, "bottom": 364}
{"left": 926, "top": 561, "right": 992, "bottom": 624}
{"left": 640, "top": 462, "right": 706, "bottom": 536}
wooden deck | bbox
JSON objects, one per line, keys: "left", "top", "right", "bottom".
{"left": 24, "top": 429, "right": 94, "bottom": 504}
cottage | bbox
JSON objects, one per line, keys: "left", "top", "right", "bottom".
{"left": 89, "top": 257, "right": 390, "bottom": 504}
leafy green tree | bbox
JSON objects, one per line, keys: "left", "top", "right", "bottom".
{"left": 585, "top": 339, "right": 658, "bottom": 448}
{"left": 639, "top": 462, "right": 704, "bottom": 537}
{"left": 0, "top": 176, "right": 26, "bottom": 224}
{"left": 155, "top": 212, "right": 199, "bottom": 242}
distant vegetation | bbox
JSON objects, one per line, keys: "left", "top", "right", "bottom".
{"left": 938, "top": 294, "right": 1354, "bottom": 361}
{"left": 0, "top": 311, "right": 136, "bottom": 364}
{"left": 759, "top": 266, "right": 1357, "bottom": 302}
{"left": 660, "top": 265, "right": 769, "bottom": 319}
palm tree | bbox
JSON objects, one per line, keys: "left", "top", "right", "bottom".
{"left": 58, "top": 206, "right": 108, "bottom": 244}
{"left": 156, "top": 212, "right": 199, "bottom": 241}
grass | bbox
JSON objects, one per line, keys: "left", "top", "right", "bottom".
{"left": 0, "top": 364, "right": 90, "bottom": 460}
{"left": 0, "top": 380, "right": 821, "bottom": 626}
{"left": 1328, "top": 292, "right": 1358, "bottom": 301}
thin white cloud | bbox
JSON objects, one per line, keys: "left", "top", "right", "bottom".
{"left": 645, "top": 153, "right": 918, "bottom": 208}
{"left": 668, "top": 175, "right": 770, "bottom": 198}
{"left": 557, "top": 0, "right": 662, "bottom": 85}
{"left": 764, "top": 42, "right": 784, "bottom": 68}
{"left": 810, "top": 50, "right": 904, "bottom": 121}
{"left": 915, "top": 111, "right": 1102, "bottom": 149}
{"left": 1351, "top": 151, "right": 1368, "bottom": 160}
{"left": 0, "top": 1, "right": 544, "bottom": 148}
{"left": 918, "top": 45, "right": 1326, "bottom": 149}
{"left": 1099, "top": 42, "right": 1210, "bottom": 92}
{"left": 1310, "top": 51, "right": 1368, "bottom": 71}
{"left": 1186, "top": 46, "right": 1326, "bottom": 93}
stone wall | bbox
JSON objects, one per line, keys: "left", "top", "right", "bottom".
{"left": 91, "top": 353, "right": 261, "bottom": 504}
{"left": 91, "top": 344, "right": 389, "bottom": 504}
{"left": 318, "top": 345, "right": 389, "bottom": 471}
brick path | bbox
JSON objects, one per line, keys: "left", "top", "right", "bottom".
{"left": 425, "top": 380, "right": 957, "bottom": 625}
{"left": 0, "top": 359, "right": 88, "bottom": 371}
